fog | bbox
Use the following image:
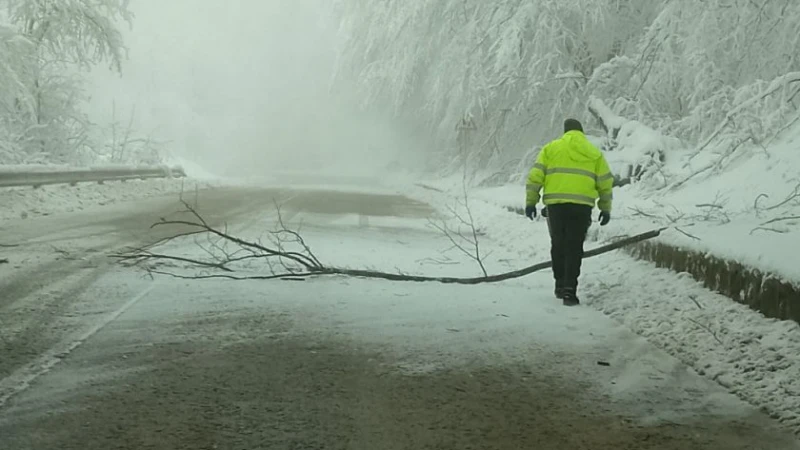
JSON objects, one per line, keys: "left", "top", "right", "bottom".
{"left": 86, "top": 1, "right": 409, "bottom": 178}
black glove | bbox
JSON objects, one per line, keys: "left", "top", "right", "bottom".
{"left": 525, "top": 205, "right": 537, "bottom": 220}
{"left": 599, "top": 211, "right": 611, "bottom": 226}
{"left": 541, "top": 206, "right": 548, "bottom": 218}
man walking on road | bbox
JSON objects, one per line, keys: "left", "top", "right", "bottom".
{"left": 525, "top": 119, "right": 614, "bottom": 306}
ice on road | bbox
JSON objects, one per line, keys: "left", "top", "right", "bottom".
{"left": 0, "top": 184, "right": 798, "bottom": 449}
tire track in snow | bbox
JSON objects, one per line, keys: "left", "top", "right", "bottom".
{"left": 0, "top": 285, "right": 155, "bottom": 410}
{"left": 0, "top": 239, "right": 123, "bottom": 309}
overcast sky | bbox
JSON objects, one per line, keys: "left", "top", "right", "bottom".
{"left": 86, "top": 1, "right": 395, "bottom": 177}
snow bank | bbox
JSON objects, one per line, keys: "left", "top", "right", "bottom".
{"left": 0, "top": 177, "right": 213, "bottom": 222}
{"left": 599, "top": 191, "right": 800, "bottom": 283}
{"left": 583, "top": 254, "right": 800, "bottom": 433}
{"left": 609, "top": 121, "right": 800, "bottom": 282}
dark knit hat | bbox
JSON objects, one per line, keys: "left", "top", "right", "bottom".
{"left": 564, "top": 118, "right": 583, "bottom": 133}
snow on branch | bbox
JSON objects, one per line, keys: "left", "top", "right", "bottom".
{"left": 0, "top": 0, "right": 135, "bottom": 165}
{"left": 686, "top": 72, "right": 800, "bottom": 165}
{"left": 587, "top": 96, "right": 626, "bottom": 137}
{"left": 333, "top": 0, "right": 800, "bottom": 184}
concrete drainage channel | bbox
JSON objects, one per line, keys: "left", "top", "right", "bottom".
{"left": 502, "top": 205, "right": 800, "bottom": 324}
{"left": 628, "top": 241, "right": 800, "bottom": 323}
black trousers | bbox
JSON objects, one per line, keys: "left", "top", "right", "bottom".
{"left": 545, "top": 203, "right": 592, "bottom": 291}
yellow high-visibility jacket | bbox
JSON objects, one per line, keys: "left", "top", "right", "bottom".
{"left": 526, "top": 130, "right": 614, "bottom": 212}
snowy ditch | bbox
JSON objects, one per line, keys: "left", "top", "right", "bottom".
{"left": 404, "top": 181, "right": 800, "bottom": 435}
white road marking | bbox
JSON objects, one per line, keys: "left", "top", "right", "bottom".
{"left": 0, "top": 284, "right": 155, "bottom": 409}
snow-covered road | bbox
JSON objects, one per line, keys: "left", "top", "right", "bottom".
{"left": 0, "top": 182, "right": 798, "bottom": 449}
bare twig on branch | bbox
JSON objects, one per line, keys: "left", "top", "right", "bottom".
{"left": 692, "top": 192, "right": 731, "bottom": 224}
{"left": 629, "top": 205, "right": 689, "bottom": 225}
{"left": 749, "top": 226, "right": 786, "bottom": 235}
{"left": 112, "top": 200, "right": 666, "bottom": 285}
{"left": 750, "top": 215, "right": 800, "bottom": 235}
{"left": 674, "top": 227, "right": 701, "bottom": 241}
{"left": 665, "top": 212, "right": 687, "bottom": 223}
{"left": 114, "top": 200, "right": 325, "bottom": 275}
{"left": 757, "top": 215, "right": 800, "bottom": 226}
{"left": 428, "top": 183, "right": 489, "bottom": 277}
{"left": 754, "top": 181, "right": 800, "bottom": 214}
{"left": 765, "top": 110, "right": 800, "bottom": 147}
{"left": 270, "top": 200, "right": 323, "bottom": 269}
{"left": 753, "top": 193, "right": 770, "bottom": 217}
{"left": 687, "top": 317, "right": 724, "bottom": 345}
{"left": 416, "top": 255, "right": 461, "bottom": 266}
{"left": 629, "top": 206, "right": 660, "bottom": 219}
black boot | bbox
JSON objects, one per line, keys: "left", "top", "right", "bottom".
{"left": 562, "top": 288, "right": 580, "bottom": 306}
{"left": 554, "top": 280, "right": 565, "bottom": 299}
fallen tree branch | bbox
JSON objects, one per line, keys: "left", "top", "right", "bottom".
{"left": 114, "top": 200, "right": 667, "bottom": 285}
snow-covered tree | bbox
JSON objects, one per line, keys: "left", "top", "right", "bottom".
{"left": 0, "top": 0, "right": 132, "bottom": 164}
{"left": 332, "top": 0, "right": 800, "bottom": 185}
{"left": 0, "top": 20, "right": 35, "bottom": 163}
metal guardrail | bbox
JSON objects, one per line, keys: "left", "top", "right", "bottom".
{"left": 0, "top": 165, "right": 186, "bottom": 188}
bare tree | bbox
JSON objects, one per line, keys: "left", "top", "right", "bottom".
{"left": 102, "top": 101, "right": 168, "bottom": 165}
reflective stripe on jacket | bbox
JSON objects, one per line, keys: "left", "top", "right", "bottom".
{"left": 525, "top": 130, "right": 614, "bottom": 212}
